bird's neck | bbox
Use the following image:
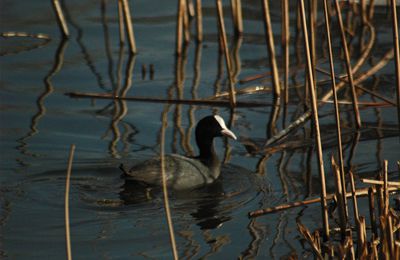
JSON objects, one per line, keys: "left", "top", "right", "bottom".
{"left": 197, "top": 137, "right": 217, "bottom": 161}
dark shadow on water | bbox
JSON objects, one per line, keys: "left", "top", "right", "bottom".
{"left": 119, "top": 178, "right": 230, "bottom": 230}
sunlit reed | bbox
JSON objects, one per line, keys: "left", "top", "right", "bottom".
{"left": 51, "top": 0, "right": 69, "bottom": 37}
{"left": 299, "top": 0, "right": 329, "bottom": 240}
{"left": 216, "top": 0, "right": 237, "bottom": 107}
{"left": 65, "top": 144, "right": 75, "bottom": 260}
{"left": 261, "top": 0, "right": 281, "bottom": 98}
{"left": 334, "top": 0, "right": 361, "bottom": 129}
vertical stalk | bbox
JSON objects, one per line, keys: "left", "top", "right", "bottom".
{"left": 183, "top": 0, "right": 190, "bottom": 43}
{"left": 390, "top": 0, "right": 400, "bottom": 130}
{"left": 231, "top": 0, "right": 243, "bottom": 35}
{"left": 65, "top": 144, "right": 75, "bottom": 260}
{"left": 282, "top": 0, "right": 290, "bottom": 107}
{"left": 299, "top": 0, "right": 329, "bottom": 241}
{"left": 323, "top": 0, "right": 348, "bottom": 220}
{"left": 334, "top": 0, "right": 361, "bottom": 128}
{"left": 261, "top": 0, "right": 281, "bottom": 98}
{"left": 216, "top": 0, "right": 237, "bottom": 107}
{"left": 117, "top": 0, "right": 125, "bottom": 45}
{"left": 121, "top": 0, "right": 137, "bottom": 54}
{"left": 368, "top": 187, "right": 378, "bottom": 239}
{"left": 160, "top": 109, "right": 179, "bottom": 260}
{"left": 196, "top": 0, "right": 203, "bottom": 42}
{"left": 176, "top": 0, "right": 185, "bottom": 56}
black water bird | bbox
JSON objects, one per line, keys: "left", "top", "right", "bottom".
{"left": 120, "top": 115, "right": 237, "bottom": 190}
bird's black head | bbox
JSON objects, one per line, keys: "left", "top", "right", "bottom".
{"left": 195, "top": 115, "right": 236, "bottom": 158}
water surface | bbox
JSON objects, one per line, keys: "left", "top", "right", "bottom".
{"left": 1, "top": 1, "right": 399, "bottom": 258}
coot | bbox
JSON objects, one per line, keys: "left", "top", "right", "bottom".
{"left": 120, "top": 115, "right": 237, "bottom": 190}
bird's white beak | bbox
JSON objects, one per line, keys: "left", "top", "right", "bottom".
{"left": 221, "top": 128, "right": 237, "bottom": 140}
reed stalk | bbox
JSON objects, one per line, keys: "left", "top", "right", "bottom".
{"left": 196, "top": 0, "right": 203, "bottom": 42}
{"left": 117, "top": 0, "right": 125, "bottom": 45}
{"left": 176, "top": 0, "right": 184, "bottom": 56}
{"left": 333, "top": 0, "right": 361, "bottom": 128}
{"left": 235, "top": 0, "right": 243, "bottom": 35}
{"left": 248, "top": 185, "right": 399, "bottom": 218}
{"left": 349, "top": 171, "right": 359, "bottom": 222}
{"left": 332, "top": 157, "right": 347, "bottom": 241}
{"left": 261, "top": 0, "right": 281, "bottom": 98}
{"left": 323, "top": 0, "right": 348, "bottom": 220}
{"left": 299, "top": 0, "right": 329, "bottom": 240}
{"left": 383, "top": 160, "right": 389, "bottom": 216}
{"left": 66, "top": 91, "right": 268, "bottom": 107}
{"left": 65, "top": 144, "right": 75, "bottom": 260}
{"left": 183, "top": 0, "right": 190, "bottom": 43}
{"left": 230, "top": 0, "right": 243, "bottom": 36}
{"left": 216, "top": 0, "right": 237, "bottom": 107}
{"left": 264, "top": 48, "right": 394, "bottom": 148}
{"left": 282, "top": 0, "right": 290, "bottom": 109}
{"left": 52, "top": 0, "right": 69, "bottom": 37}
{"left": 367, "top": 187, "right": 378, "bottom": 239}
{"left": 121, "top": 0, "right": 137, "bottom": 54}
{"left": 160, "top": 109, "right": 179, "bottom": 260}
{"left": 390, "top": 0, "right": 400, "bottom": 130}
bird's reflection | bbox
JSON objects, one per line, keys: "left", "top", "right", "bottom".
{"left": 119, "top": 178, "right": 231, "bottom": 230}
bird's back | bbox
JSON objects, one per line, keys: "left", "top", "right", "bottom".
{"left": 122, "top": 154, "right": 220, "bottom": 190}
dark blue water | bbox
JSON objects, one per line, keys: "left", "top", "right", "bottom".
{"left": 1, "top": 1, "right": 399, "bottom": 258}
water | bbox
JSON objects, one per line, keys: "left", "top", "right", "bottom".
{"left": 1, "top": 1, "right": 399, "bottom": 258}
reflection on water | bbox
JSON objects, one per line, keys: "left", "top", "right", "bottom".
{"left": 1, "top": 0, "right": 400, "bottom": 259}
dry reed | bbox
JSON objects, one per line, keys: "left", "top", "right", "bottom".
{"left": 117, "top": 0, "right": 125, "bottom": 45}
{"left": 261, "top": 0, "right": 281, "bottom": 98}
{"left": 216, "top": 0, "right": 237, "bottom": 107}
{"left": 299, "top": 0, "right": 329, "bottom": 240}
{"left": 333, "top": 0, "right": 361, "bottom": 129}
{"left": 160, "top": 109, "right": 179, "bottom": 260}
{"left": 120, "top": 0, "right": 137, "bottom": 54}
{"left": 322, "top": 0, "right": 347, "bottom": 220}
{"left": 390, "top": 0, "right": 400, "bottom": 128}
{"left": 65, "top": 144, "right": 75, "bottom": 260}
{"left": 51, "top": 0, "right": 69, "bottom": 37}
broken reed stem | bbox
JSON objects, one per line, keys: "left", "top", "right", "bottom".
{"left": 334, "top": 0, "right": 361, "bottom": 129}
{"left": 121, "top": 0, "right": 137, "bottom": 54}
{"left": 248, "top": 185, "right": 399, "bottom": 218}
{"left": 117, "top": 0, "right": 125, "bottom": 45}
{"left": 160, "top": 109, "right": 179, "bottom": 260}
{"left": 196, "top": 0, "right": 203, "bottom": 42}
{"left": 299, "top": 0, "right": 329, "bottom": 240}
{"left": 316, "top": 67, "right": 397, "bottom": 106}
{"left": 216, "top": 0, "right": 237, "bottom": 107}
{"left": 362, "top": 178, "right": 400, "bottom": 187}
{"left": 264, "top": 48, "right": 394, "bottom": 148}
{"left": 297, "top": 222, "right": 324, "bottom": 259}
{"left": 323, "top": 0, "right": 348, "bottom": 220}
{"left": 52, "top": 0, "right": 69, "bottom": 38}
{"left": 390, "top": 0, "right": 400, "bottom": 129}
{"left": 65, "top": 144, "right": 75, "bottom": 260}
{"left": 261, "top": 0, "right": 281, "bottom": 98}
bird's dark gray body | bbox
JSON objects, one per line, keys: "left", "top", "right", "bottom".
{"left": 122, "top": 154, "right": 220, "bottom": 190}
{"left": 120, "top": 115, "right": 236, "bottom": 190}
